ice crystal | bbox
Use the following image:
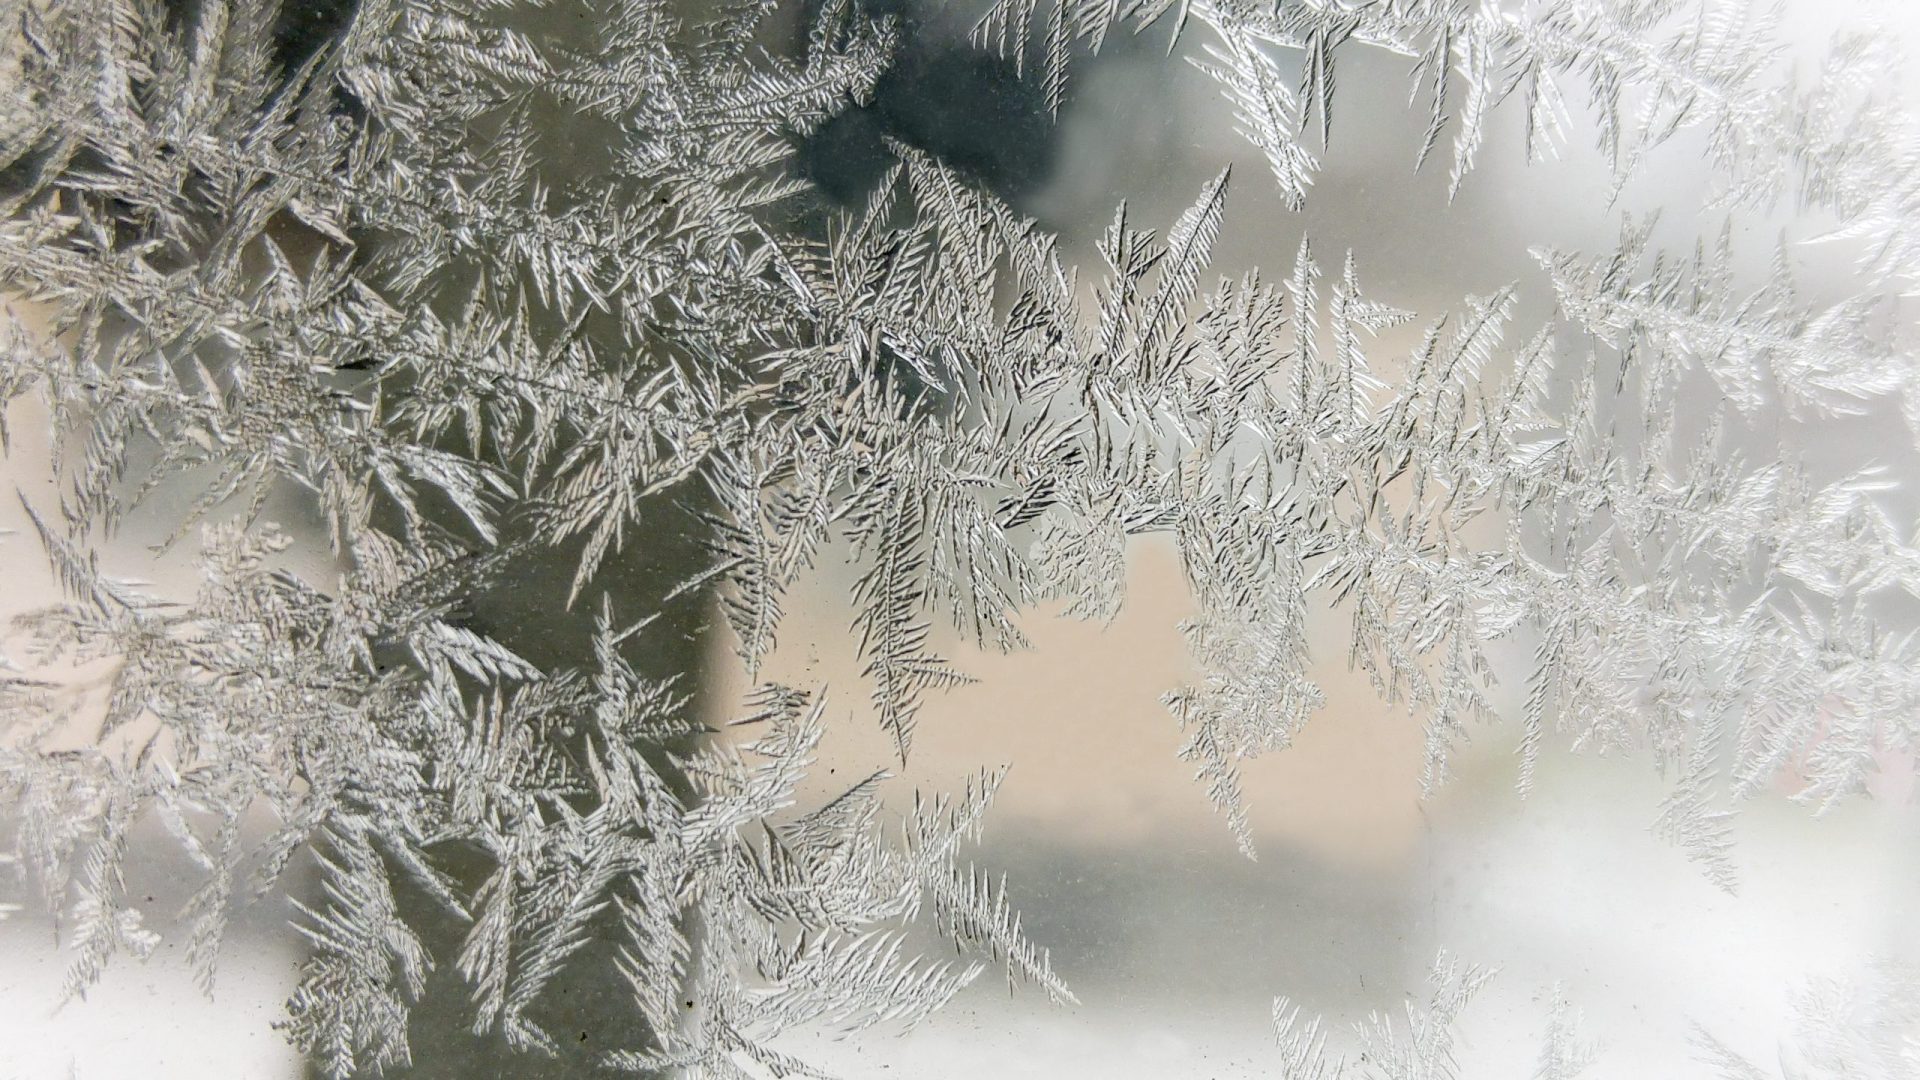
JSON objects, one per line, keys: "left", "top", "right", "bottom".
{"left": 1268, "top": 956, "right": 1919, "bottom": 1080}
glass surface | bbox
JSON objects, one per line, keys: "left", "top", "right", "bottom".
{"left": 3, "top": 1, "right": 1918, "bottom": 1077}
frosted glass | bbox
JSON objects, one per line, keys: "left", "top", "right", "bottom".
{"left": 3, "top": 1, "right": 1917, "bottom": 1077}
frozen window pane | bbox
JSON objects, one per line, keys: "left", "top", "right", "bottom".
{"left": 2, "top": 0, "right": 1917, "bottom": 1076}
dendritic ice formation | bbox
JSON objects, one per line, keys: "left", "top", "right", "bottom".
{"left": 0, "top": 0, "right": 1915, "bottom": 1076}
{"left": 1267, "top": 955, "right": 1919, "bottom": 1080}
{"left": 1269, "top": 952, "right": 1598, "bottom": 1080}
